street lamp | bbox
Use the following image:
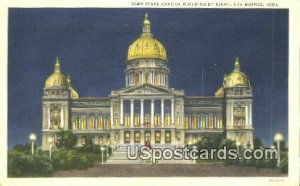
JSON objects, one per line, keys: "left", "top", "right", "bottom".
{"left": 48, "top": 137, "right": 53, "bottom": 159}
{"left": 29, "top": 133, "right": 37, "bottom": 155}
{"left": 106, "top": 142, "right": 109, "bottom": 156}
{"left": 100, "top": 146, "right": 105, "bottom": 164}
{"left": 274, "top": 132, "right": 284, "bottom": 168}
{"left": 111, "top": 145, "right": 115, "bottom": 155}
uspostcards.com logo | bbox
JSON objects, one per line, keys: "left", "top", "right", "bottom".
{"left": 126, "top": 145, "right": 279, "bottom": 164}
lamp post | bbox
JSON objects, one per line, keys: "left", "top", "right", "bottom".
{"left": 111, "top": 145, "right": 115, "bottom": 155}
{"left": 100, "top": 146, "right": 105, "bottom": 164}
{"left": 274, "top": 132, "right": 284, "bottom": 168}
{"left": 106, "top": 143, "right": 109, "bottom": 156}
{"left": 29, "top": 133, "right": 37, "bottom": 155}
{"left": 48, "top": 137, "right": 53, "bottom": 159}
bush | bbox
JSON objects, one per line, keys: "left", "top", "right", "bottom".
{"left": 52, "top": 150, "right": 94, "bottom": 170}
{"left": 8, "top": 150, "right": 53, "bottom": 177}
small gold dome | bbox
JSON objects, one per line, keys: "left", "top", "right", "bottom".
{"left": 223, "top": 57, "right": 250, "bottom": 88}
{"left": 45, "top": 58, "right": 69, "bottom": 89}
{"left": 127, "top": 13, "right": 167, "bottom": 61}
{"left": 215, "top": 87, "right": 224, "bottom": 97}
{"left": 67, "top": 75, "right": 80, "bottom": 99}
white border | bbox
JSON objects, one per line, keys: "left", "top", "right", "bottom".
{"left": 0, "top": 0, "right": 299, "bottom": 186}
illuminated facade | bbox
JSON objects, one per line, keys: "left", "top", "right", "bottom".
{"left": 41, "top": 14, "right": 254, "bottom": 150}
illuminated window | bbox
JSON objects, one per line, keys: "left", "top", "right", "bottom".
{"left": 134, "top": 132, "right": 140, "bottom": 143}
{"left": 125, "top": 114, "right": 130, "bottom": 127}
{"left": 98, "top": 116, "right": 103, "bottom": 129}
{"left": 184, "top": 116, "right": 189, "bottom": 128}
{"left": 175, "top": 116, "right": 180, "bottom": 125}
{"left": 145, "top": 132, "right": 151, "bottom": 143}
{"left": 155, "top": 114, "right": 161, "bottom": 126}
{"left": 192, "top": 115, "right": 197, "bottom": 128}
{"left": 144, "top": 114, "right": 151, "bottom": 128}
{"left": 155, "top": 131, "right": 161, "bottom": 143}
{"left": 72, "top": 116, "right": 79, "bottom": 130}
{"left": 165, "top": 114, "right": 170, "bottom": 126}
{"left": 233, "top": 106, "right": 245, "bottom": 128}
{"left": 124, "top": 132, "right": 130, "bottom": 143}
{"left": 165, "top": 131, "right": 171, "bottom": 143}
{"left": 89, "top": 115, "right": 95, "bottom": 129}
{"left": 134, "top": 114, "right": 140, "bottom": 127}
{"left": 114, "top": 115, "right": 119, "bottom": 126}
{"left": 50, "top": 109, "right": 60, "bottom": 129}
{"left": 81, "top": 115, "right": 86, "bottom": 129}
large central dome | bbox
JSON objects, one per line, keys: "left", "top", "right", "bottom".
{"left": 127, "top": 13, "right": 167, "bottom": 61}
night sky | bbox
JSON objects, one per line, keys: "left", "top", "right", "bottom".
{"left": 8, "top": 8, "right": 288, "bottom": 148}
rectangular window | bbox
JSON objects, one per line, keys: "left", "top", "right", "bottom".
{"left": 124, "top": 132, "right": 130, "bottom": 143}
{"left": 233, "top": 106, "right": 245, "bottom": 128}
{"left": 165, "top": 131, "right": 171, "bottom": 143}
{"left": 134, "top": 131, "right": 141, "bottom": 143}
{"left": 155, "top": 131, "right": 161, "bottom": 143}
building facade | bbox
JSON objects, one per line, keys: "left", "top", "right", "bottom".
{"left": 41, "top": 14, "right": 254, "bottom": 150}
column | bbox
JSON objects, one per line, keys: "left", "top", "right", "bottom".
{"left": 130, "top": 99, "right": 134, "bottom": 127}
{"left": 161, "top": 130, "right": 165, "bottom": 144}
{"left": 181, "top": 104, "right": 184, "bottom": 127}
{"left": 60, "top": 107, "right": 64, "bottom": 129}
{"left": 120, "top": 99, "right": 124, "bottom": 126}
{"left": 141, "top": 130, "right": 144, "bottom": 145}
{"left": 126, "top": 75, "right": 128, "bottom": 86}
{"left": 245, "top": 105, "right": 248, "bottom": 127}
{"left": 130, "top": 130, "right": 134, "bottom": 145}
{"left": 171, "top": 129, "right": 176, "bottom": 146}
{"left": 171, "top": 99, "right": 174, "bottom": 125}
{"left": 47, "top": 107, "right": 51, "bottom": 129}
{"left": 151, "top": 130, "right": 155, "bottom": 144}
{"left": 151, "top": 99, "right": 154, "bottom": 127}
{"left": 120, "top": 130, "right": 124, "bottom": 145}
{"left": 161, "top": 99, "right": 165, "bottom": 126}
{"left": 110, "top": 103, "right": 114, "bottom": 127}
{"left": 249, "top": 103, "right": 252, "bottom": 126}
{"left": 140, "top": 99, "right": 144, "bottom": 127}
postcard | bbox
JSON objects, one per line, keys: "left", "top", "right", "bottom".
{"left": 0, "top": 0, "right": 299, "bottom": 186}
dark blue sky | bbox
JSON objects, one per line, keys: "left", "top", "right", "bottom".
{"left": 8, "top": 8, "right": 288, "bottom": 148}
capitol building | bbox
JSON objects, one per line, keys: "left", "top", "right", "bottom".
{"left": 41, "top": 13, "right": 254, "bottom": 150}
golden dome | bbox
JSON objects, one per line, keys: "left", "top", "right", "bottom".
{"left": 127, "top": 13, "right": 167, "bottom": 61}
{"left": 223, "top": 57, "right": 250, "bottom": 88}
{"left": 67, "top": 75, "right": 80, "bottom": 99}
{"left": 45, "top": 58, "right": 69, "bottom": 89}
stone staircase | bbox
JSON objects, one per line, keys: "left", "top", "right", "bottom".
{"left": 105, "top": 145, "right": 193, "bottom": 164}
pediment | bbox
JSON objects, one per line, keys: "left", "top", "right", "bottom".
{"left": 120, "top": 84, "right": 173, "bottom": 94}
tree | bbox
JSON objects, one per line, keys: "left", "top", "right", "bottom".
{"left": 56, "top": 130, "right": 78, "bottom": 150}
{"left": 253, "top": 137, "right": 263, "bottom": 149}
{"left": 81, "top": 134, "right": 94, "bottom": 151}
